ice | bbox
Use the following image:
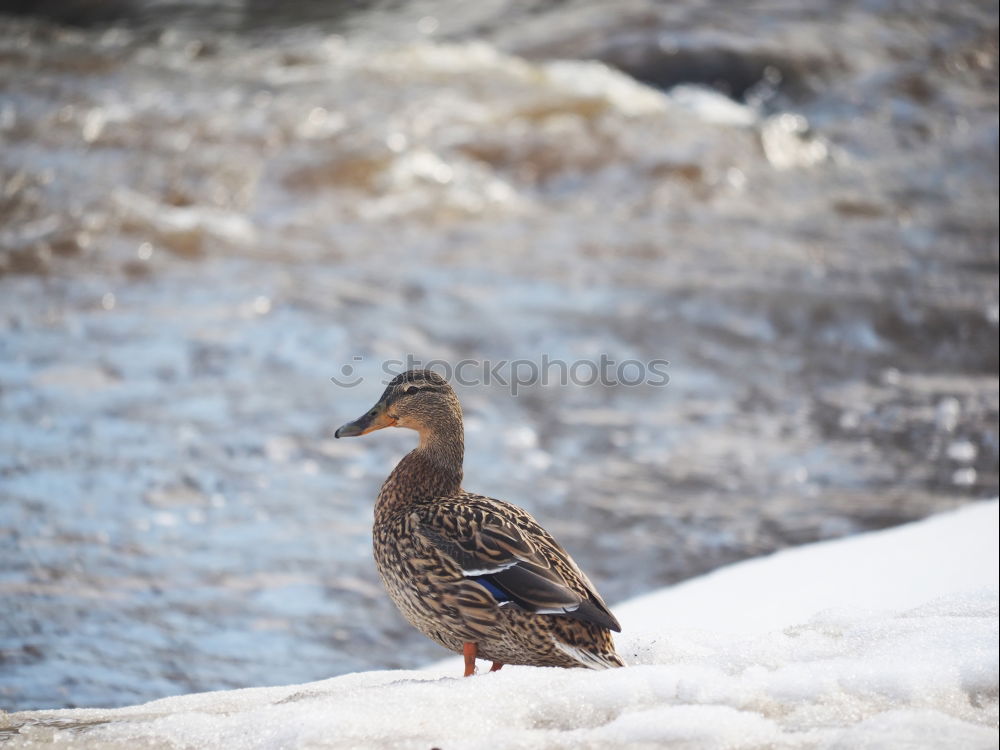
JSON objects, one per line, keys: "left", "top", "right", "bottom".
{"left": 3, "top": 500, "right": 996, "bottom": 749}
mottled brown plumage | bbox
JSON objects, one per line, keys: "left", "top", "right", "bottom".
{"left": 335, "top": 369, "right": 623, "bottom": 673}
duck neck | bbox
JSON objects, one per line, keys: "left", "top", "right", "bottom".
{"left": 376, "top": 418, "right": 464, "bottom": 519}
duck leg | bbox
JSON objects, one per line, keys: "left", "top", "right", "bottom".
{"left": 489, "top": 661, "right": 503, "bottom": 672}
{"left": 462, "top": 642, "right": 478, "bottom": 677}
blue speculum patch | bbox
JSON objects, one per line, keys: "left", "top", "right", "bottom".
{"left": 471, "top": 576, "right": 512, "bottom": 603}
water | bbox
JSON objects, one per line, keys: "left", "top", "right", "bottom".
{"left": 1, "top": 0, "right": 997, "bottom": 711}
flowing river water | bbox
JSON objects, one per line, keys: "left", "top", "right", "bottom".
{"left": 1, "top": 0, "right": 997, "bottom": 710}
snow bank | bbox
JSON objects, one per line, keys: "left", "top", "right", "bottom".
{"left": 4, "top": 501, "right": 997, "bottom": 749}
{"left": 616, "top": 493, "right": 999, "bottom": 634}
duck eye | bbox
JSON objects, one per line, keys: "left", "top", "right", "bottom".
{"left": 403, "top": 385, "right": 419, "bottom": 395}
{"left": 368, "top": 409, "right": 378, "bottom": 417}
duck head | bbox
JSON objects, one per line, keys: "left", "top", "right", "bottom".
{"left": 334, "top": 369, "right": 462, "bottom": 442}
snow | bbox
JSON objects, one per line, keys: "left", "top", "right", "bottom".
{"left": 4, "top": 500, "right": 997, "bottom": 749}
{"left": 615, "top": 494, "right": 998, "bottom": 634}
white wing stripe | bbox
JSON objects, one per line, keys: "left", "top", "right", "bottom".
{"left": 460, "top": 561, "right": 518, "bottom": 576}
{"left": 535, "top": 604, "right": 580, "bottom": 615}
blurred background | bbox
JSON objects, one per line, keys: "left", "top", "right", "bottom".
{"left": 0, "top": 0, "right": 997, "bottom": 712}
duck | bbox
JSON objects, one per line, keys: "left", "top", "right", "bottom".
{"left": 334, "top": 368, "right": 623, "bottom": 676}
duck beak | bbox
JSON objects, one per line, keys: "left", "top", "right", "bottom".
{"left": 334, "top": 404, "right": 397, "bottom": 438}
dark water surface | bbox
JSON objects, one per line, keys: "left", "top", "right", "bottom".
{"left": 1, "top": 0, "right": 997, "bottom": 711}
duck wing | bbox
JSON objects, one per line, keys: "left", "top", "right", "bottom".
{"left": 410, "top": 497, "right": 621, "bottom": 633}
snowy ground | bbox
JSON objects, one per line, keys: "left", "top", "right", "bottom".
{"left": 3, "top": 500, "right": 997, "bottom": 749}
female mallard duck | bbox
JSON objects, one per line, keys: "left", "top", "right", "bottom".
{"left": 335, "top": 369, "right": 623, "bottom": 676}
